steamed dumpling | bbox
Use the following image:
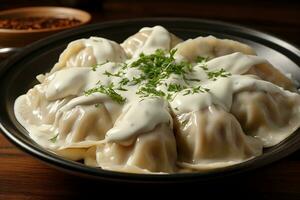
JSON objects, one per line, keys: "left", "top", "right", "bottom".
{"left": 174, "top": 35, "right": 256, "bottom": 61}
{"left": 247, "top": 63, "right": 296, "bottom": 91}
{"left": 50, "top": 37, "right": 127, "bottom": 73}
{"left": 14, "top": 85, "right": 70, "bottom": 126}
{"left": 15, "top": 93, "right": 114, "bottom": 150}
{"left": 14, "top": 66, "right": 121, "bottom": 150}
{"left": 52, "top": 103, "right": 112, "bottom": 148}
{"left": 175, "top": 106, "right": 262, "bottom": 170}
{"left": 121, "top": 26, "right": 182, "bottom": 58}
{"left": 95, "top": 124, "right": 177, "bottom": 173}
{"left": 231, "top": 90, "right": 300, "bottom": 147}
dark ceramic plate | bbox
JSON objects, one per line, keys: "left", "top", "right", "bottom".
{"left": 1, "top": 18, "right": 300, "bottom": 183}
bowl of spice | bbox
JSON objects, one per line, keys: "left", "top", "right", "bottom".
{"left": 0, "top": 7, "right": 91, "bottom": 47}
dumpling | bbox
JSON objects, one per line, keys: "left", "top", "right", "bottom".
{"left": 174, "top": 35, "right": 256, "bottom": 61}
{"left": 14, "top": 85, "right": 70, "bottom": 126}
{"left": 15, "top": 94, "right": 114, "bottom": 150}
{"left": 175, "top": 106, "right": 262, "bottom": 170}
{"left": 95, "top": 123, "right": 177, "bottom": 173}
{"left": 247, "top": 63, "right": 296, "bottom": 91}
{"left": 50, "top": 37, "right": 127, "bottom": 73}
{"left": 121, "top": 26, "right": 182, "bottom": 58}
{"left": 89, "top": 98, "right": 177, "bottom": 173}
{"left": 52, "top": 103, "right": 113, "bottom": 148}
{"left": 14, "top": 67, "right": 122, "bottom": 150}
{"left": 174, "top": 75, "right": 300, "bottom": 170}
{"left": 231, "top": 90, "right": 300, "bottom": 147}
{"left": 205, "top": 52, "right": 296, "bottom": 91}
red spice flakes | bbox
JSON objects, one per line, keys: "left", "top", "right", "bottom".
{"left": 0, "top": 17, "right": 81, "bottom": 30}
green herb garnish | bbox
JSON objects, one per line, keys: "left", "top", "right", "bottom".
{"left": 91, "top": 60, "right": 109, "bottom": 71}
{"left": 207, "top": 68, "right": 231, "bottom": 81}
{"left": 136, "top": 86, "right": 166, "bottom": 98}
{"left": 86, "top": 49, "right": 227, "bottom": 103}
{"left": 103, "top": 70, "right": 123, "bottom": 77}
{"left": 129, "top": 49, "right": 202, "bottom": 99}
{"left": 85, "top": 83, "right": 126, "bottom": 104}
{"left": 182, "top": 119, "right": 189, "bottom": 126}
{"left": 49, "top": 134, "right": 58, "bottom": 143}
{"left": 183, "top": 86, "right": 210, "bottom": 95}
{"left": 167, "top": 83, "right": 186, "bottom": 93}
{"left": 196, "top": 56, "right": 208, "bottom": 63}
{"left": 119, "top": 78, "right": 130, "bottom": 86}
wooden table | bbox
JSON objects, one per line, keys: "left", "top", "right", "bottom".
{"left": 1, "top": 1, "right": 300, "bottom": 199}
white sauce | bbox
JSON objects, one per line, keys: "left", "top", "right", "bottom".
{"left": 205, "top": 52, "right": 266, "bottom": 74}
{"left": 106, "top": 98, "right": 172, "bottom": 143}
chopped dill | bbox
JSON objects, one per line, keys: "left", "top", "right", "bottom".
{"left": 183, "top": 86, "right": 210, "bottom": 96}
{"left": 119, "top": 78, "right": 130, "bottom": 86}
{"left": 129, "top": 49, "right": 204, "bottom": 99}
{"left": 86, "top": 49, "right": 228, "bottom": 103}
{"left": 196, "top": 56, "right": 209, "bottom": 64}
{"left": 116, "top": 87, "right": 128, "bottom": 91}
{"left": 103, "top": 70, "right": 123, "bottom": 77}
{"left": 182, "top": 119, "right": 189, "bottom": 126}
{"left": 207, "top": 68, "right": 231, "bottom": 81}
{"left": 136, "top": 86, "right": 166, "bottom": 98}
{"left": 91, "top": 60, "right": 109, "bottom": 71}
{"left": 167, "top": 83, "right": 186, "bottom": 93}
{"left": 49, "top": 134, "right": 58, "bottom": 143}
{"left": 85, "top": 83, "right": 126, "bottom": 104}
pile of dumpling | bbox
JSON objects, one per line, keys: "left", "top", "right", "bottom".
{"left": 14, "top": 26, "right": 300, "bottom": 173}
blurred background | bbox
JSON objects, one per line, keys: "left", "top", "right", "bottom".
{"left": 1, "top": 0, "right": 300, "bottom": 44}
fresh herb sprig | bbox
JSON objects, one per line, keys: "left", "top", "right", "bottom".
{"left": 130, "top": 49, "right": 203, "bottom": 98}
{"left": 84, "top": 83, "right": 126, "bottom": 104}
{"left": 49, "top": 134, "right": 58, "bottom": 143}
{"left": 91, "top": 60, "right": 109, "bottom": 71}
{"left": 207, "top": 68, "right": 231, "bottom": 81}
{"left": 183, "top": 86, "right": 210, "bottom": 96}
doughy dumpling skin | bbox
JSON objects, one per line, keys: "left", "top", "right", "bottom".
{"left": 95, "top": 124, "right": 177, "bottom": 173}
{"left": 121, "top": 26, "right": 182, "bottom": 58}
{"left": 50, "top": 37, "right": 127, "bottom": 74}
{"left": 15, "top": 93, "right": 113, "bottom": 150}
{"left": 246, "top": 63, "right": 296, "bottom": 91}
{"left": 53, "top": 104, "right": 113, "bottom": 147}
{"left": 175, "top": 106, "right": 262, "bottom": 170}
{"left": 231, "top": 90, "right": 300, "bottom": 147}
{"left": 14, "top": 84, "right": 70, "bottom": 126}
{"left": 174, "top": 35, "right": 256, "bottom": 61}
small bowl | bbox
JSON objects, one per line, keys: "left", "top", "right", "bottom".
{"left": 0, "top": 6, "right": 91, "bottom": 47}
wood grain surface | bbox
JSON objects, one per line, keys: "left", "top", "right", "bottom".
{"left": 1, "top": 1, "right": 300, "bottom": 199}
